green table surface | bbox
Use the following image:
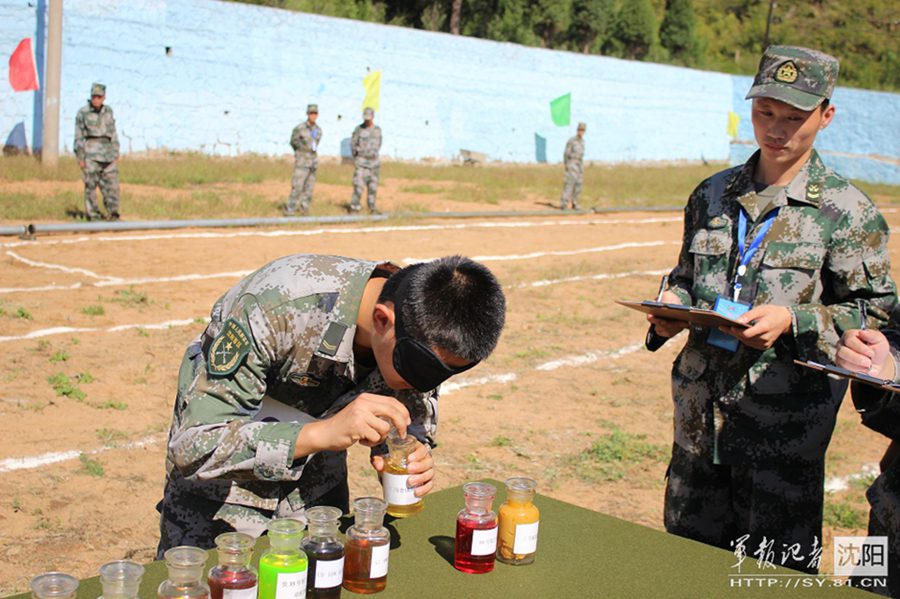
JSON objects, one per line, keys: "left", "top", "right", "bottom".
{"left": 6, "top": 479, "right": 872, "bottom": 598}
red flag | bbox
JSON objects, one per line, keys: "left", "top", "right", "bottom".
{"left": 9, "top": 38, "right": 39, "bottom": 92}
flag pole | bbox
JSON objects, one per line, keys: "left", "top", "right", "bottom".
{"left": 41, "top": 0, "right": 62, "bottom": 167}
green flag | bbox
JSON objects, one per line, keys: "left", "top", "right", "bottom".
{"left": 550, "top": 93, "right": 571, "bottom": 127}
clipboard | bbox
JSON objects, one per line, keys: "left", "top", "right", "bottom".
{"left": 794, "top": 359, "right": 900, "bottom": 393}
{"left": 616, "top": 300, "right": 751, "bottom": 330}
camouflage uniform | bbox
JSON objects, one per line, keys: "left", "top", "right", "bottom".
{"left": 560, "top": 123, "right": 585, "bottom": 210}
{"left": 74, "top": 83, "right": 120, "bottom": 220}
{"left": 848, "top": 327, "right": 900, "bottom": 596}
{"left": 156, "top": 255, "right": 439, "bottom": 557}
{"left": 350, "top": 108, "right": 382, "bottom": 213}
{"left": 285, "top": 105, "right": 322, "bottom": 215}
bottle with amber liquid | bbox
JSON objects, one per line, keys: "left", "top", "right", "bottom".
{"left": 454, "top": 482, "right": 499, "bottom": 574}
{"left": 496, "top": 477, "right": 540, "bottom": 565}
{"left": 300, "top": 506, "right": 345, "bottom": 598}
{"left": 158, "top": 546, "right": 211, "bottom": 599}
{"left": 258, "top": 518, "right": 308, "bottom": 599}
{"left": 208, "top": 532, "right": 257, "bottom": 599}
{"left": 382, "top": 428, "right": 424, "bottom": 518}
{"left": 343, "top": 497, "right": 391, "bottom": 594}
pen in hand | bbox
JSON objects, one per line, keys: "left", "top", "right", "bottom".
{"left": 857, "top": 299, "right": 867, "bottom": 330}
{"left": 656, "top": 275, "right": 669, "bottom": 303}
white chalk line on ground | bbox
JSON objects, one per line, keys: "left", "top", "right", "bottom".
{"left": 0, "top": 318, "right": 207, "bottom": 344}
{"left": 6, "top": 250, "right": 118, "bottom": 281}
{"left": 0, "top": 435, "right": 162, "bottom": 474}
{"left": 0, "top": 216, "right": 683, "bottom": 249}
{"left": 824, "top": 462, "right": 880, "bottom": 494}
{"left": 405, "top": 240, "right": 677, "bottom": 264}
{"left": 1, "top": 342, "right": 646, "bottom": 473}
{"left": 517, "top": 268, "right": 669, "bottom": 288}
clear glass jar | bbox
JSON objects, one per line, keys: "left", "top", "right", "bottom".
{"left": 208, "top": 532, "right": 258, "bottom": 599}
{"left": 382, "top": 428, "right": 424, "bottom": 518}
{"left": 158, "top": 546, "right": 210, "bottom": 599}
{"left": 343, "top": 497, "right": 390, "bottom": 594}
{"left": 30, "top": 572, "right": 78, "bottom": 599}
{"left": 454, "top": 482, "right": 498, "bottom": 574}
{"left": 496, "top": 477, "right": 540, "bottom": 565}
{"left": 98, "top": 560, "right": 144, "bottom": 599}
{"left": 300, "top": 506, "right": 345, "bottom": 599}
{"left": 258, "top": 518, "right": 307, "bottom": 599}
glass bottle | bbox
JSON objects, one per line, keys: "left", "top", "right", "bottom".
{"left": 382, "top": 427, "right": 424, "bottom": 518}
{"left": 454, "top": 482, "right": 499, "bottom": 574}
{"left": 158, "top": 546, "right": 211, "bottom": 599}
{"left": 208, "top": 532, "right": 258, "bottom": 599}
{"left": 98, "top": 560, "right": 145, "bottom": 599}
{"left": 30, "top": 572, "right": 78, "bottom": 599}
{"left": 258, "top": 518, "right": 308, "bottom": 599}
{"left": 343, "top": 497, "right": 390, "bottom": 594}
{"left": 300, "top": 506, "right": 345, "bottom": 599}
{"left": 496, "top": 477, "right": 540, "bottom": 565}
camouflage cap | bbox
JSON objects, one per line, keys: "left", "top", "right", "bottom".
{"left": 577, "top": 122, "right": 586, "bottom": 131}
{"left": 745, "top": 45, "right": 839, "bottom": 110}
{"left": 91, "top": 82, "right": 106, "bottom": 97}
{"left": 307, "top": 103, "right": 318, "bottom": 114}
{"left": 363, "top": 107, "right": 375, "bottom": 119}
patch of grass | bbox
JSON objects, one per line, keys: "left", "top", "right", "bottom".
{"left": 136, "top": 328, "right": 150, "bottom": 337}
{"left": 47, "top": 372, "right": 86, "bottom": 401}
{"left": 76, "top": 372, "right": 94, "bottom": 384}
{"left": 48, "top": 350, "right": 69, "bottom": 363}
{"left": 35, "top": 340, "right": 51, "bottom": 353}
{"left": 193, "top": 317, "right": 207, "bottom": 324}
{"left": 11, "top": 497, "right": 22, "bottom": 512}
{"left": 824, "top": 498, "right": 866, "bottom": 529}
{"left": 491, "top": 436, "right": 513, "bottom": 447}
{"left": 70, "top": 337, "right": 80, "bottom": 345}
{"left": 112, "top": 287, "right": 149, "bottom": 306}
{"left": 851, "top": 472, "right": 879, "bottom": 490}
{"left": 95, "top": 428, "right": 128, "bottom": 447}
{"left": 487, "top": 393, "right": 503, "bottom": 401}
{"left": 400, "top": 184, "right": 445, "bottom": 194}
{"left": 81, "top": 304, "right": 105, "bottom": 316}
{"left": 97, "top": 400, "right": 128, "bottom": 411}
{"left": 78, "top": 453, "right": 105, "bottom": 477}
{"left": 571, "top": 428, "right": 667, "bottom": 482}
{"left": 15, "top": 306, "right": 33, "bottom": 320}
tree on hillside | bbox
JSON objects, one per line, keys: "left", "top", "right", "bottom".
{"left": 660, "top": 0, "right": 699, "bottom": 64}
{"left": 531, "top": 0, "right": 573, "bottom": 48}
{"left": 450, "top": 0, "right": 463, "bottom": 34}
{"left": 568, "top": 0, "right": 614, "bottom": 54}
{"left": 609, "top": 0, "right": 657, "bottom": 60}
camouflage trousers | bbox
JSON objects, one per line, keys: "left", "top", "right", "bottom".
{"left": 560, "top": 168, "right": 582, "bottom": 209}
{"left": 664, "top": 443, "right": 825, "bottom": 574}
{"left": 82, "top": 159, "right": 120, "bottom": 219}
{"left": 350, "top": 165, "right": 379, "bottom": 211}
{"left": 156, "top": 475, "right": 349, "bottom": 558}
{"left": 286, "top": 164, "right": 317, "bottom": 214}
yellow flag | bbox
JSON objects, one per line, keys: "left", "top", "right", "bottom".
{"left": 362, "top": 70, "right": 381, "bottom": 112}
{"left": 727, "top": 111, "right": 740, "bottom": 139}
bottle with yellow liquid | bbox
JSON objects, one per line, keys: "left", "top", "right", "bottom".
{"left": 382, "top": 428, "right": 424, "bottom": 518}
{"left": 496, "top": 477, "right": 540, "bottom": 565}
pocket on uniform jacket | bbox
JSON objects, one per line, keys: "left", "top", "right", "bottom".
{"left": 689, "top": 228, "right": 731, "bottom": 302}
{"left": 758, "top": 241, "right": 826, "bottom": 304}
{"left": 674, "top": 347, "right": 708, "bottom": 382}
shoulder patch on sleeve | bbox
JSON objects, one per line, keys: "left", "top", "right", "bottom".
{"left": 207, "top": 318, "right": 252, "bottom": 376}
{"left": 318, "top": 322, "right": 347, "bottom": 357}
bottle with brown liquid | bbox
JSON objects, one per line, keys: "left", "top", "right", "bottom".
{"left": 208, "top": 532, "right": 257, "bottom": 599}
{"left": 300, "top": 506, "right": 345, "bottom": 598}
{"left": 496, "top": 477, "right": 540, "bottom": 565}
{"left": 382, "top": 428, "right": 424, "bottom": 518}
{"left": 343, "top": 497, "right": 390, "bottom": 594}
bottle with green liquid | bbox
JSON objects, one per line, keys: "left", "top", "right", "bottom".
{"left": 258, "top": 517, "right": 308, "bottom": 599}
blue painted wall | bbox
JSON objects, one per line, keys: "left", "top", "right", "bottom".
{"left": 1, "top": 0, "right": 897, "bottom": 184}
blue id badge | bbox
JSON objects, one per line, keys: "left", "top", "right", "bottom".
{"left": 707, "top": 296, "right": 751, "bottom": 352}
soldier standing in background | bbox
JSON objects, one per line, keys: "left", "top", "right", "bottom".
{"left": 560, "top": 122, "right": 585, "bottom": 210}
{"left": 284, "top": 104, "right": 321, "bottom": 216}
{"left": 644, "top": 46, "right": 898, "bottom": 573}
{"left": 74, "top": 82, "right": 121, "bottom": 221}
{"left": 349, "top": 107, "right": 382, "bottom": 215}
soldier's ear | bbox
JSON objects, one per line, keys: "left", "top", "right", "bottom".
{"left": 372, "top": 303, "right": 395, "bottom": 335}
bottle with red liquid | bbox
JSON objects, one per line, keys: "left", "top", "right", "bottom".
{"left": 342, "top": 497, "right": 390, "bottom": 594}
{"left": 454, "top": 482, "right": 498, "bottom": 574}
{"left": 300, "top": 506, "right": 345, "bottom": 598}
{"left": 208, "top": 532, "right": 258, "bottom": 599}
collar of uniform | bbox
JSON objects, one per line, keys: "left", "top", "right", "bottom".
{"left": 786, "top": 149, "right": 826, "bottom": 208}
{"left": 733, "top": 150, "right": 824, "bottom": 221}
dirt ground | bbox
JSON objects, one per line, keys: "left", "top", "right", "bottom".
{"left": 0, "top": 187, "right": 897, "bottom": 594}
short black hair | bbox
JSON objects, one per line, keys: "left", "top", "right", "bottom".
{"left": 379, "top": 256, "right": 506, "bottom": 361}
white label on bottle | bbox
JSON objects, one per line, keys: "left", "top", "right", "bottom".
{"left": 223, "top": 587, "right": 258, "bottom": 599}
{"left": 471, "top": 526, "right": 499, "bottom": 556}
{"left": 383, "top": 472, "right": 418, "bottom": 505}
{"left": 275, "top": 571, "right": 307, "bottom": 599}
{"left": 314, "top": 557, "right": 345, "bottom": 588}
{"left": 369, "top": 543, "right": 390, "bottom": 578}
{"left": 514, "top": 521, "right": 540, "bottom": 555}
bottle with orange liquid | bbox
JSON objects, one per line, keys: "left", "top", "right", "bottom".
{"left": 382, "top": 428, "right": 424, "bottom": 518}
{"left": 343, "top": 497, "right": 391, "bottom": 594}
{"left": 496, "top": 477, "right": 540, "bottom": 565}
